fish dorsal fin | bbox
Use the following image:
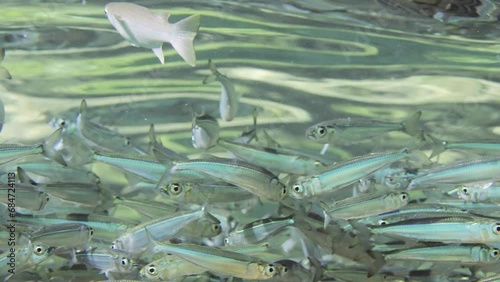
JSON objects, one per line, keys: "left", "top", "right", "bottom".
{"left": 151, "top": 46, "right": 165, "bottom": 64}
{"left": 155, "top": 13, "right": 170, "bottom": 24}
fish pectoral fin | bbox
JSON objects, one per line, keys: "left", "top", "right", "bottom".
{"left": 169, "top": 14, "right": 201, "bottom": 67}
{"left": 114, "top": 15, "right": 141, "bottom": 46}
{"left": 202, "top": 74, "right": 217, "bottom": 84}
{"left": 151, "top": 46, "right": 165, "bottom": 64}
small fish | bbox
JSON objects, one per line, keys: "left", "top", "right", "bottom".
{"left": 203, "top": 59, "right": 241, "bottom": 121}
{"left": 146, "top": 230, "right": 283, "bottom": 280}
{"left": 290, "top": 148, "right": 410, "bottom": 199}
{"left": 305, "top": 111, "right": 422, "bottom": 144}
{"left": 407, "top": 156, "right": 500, "bottom": 190}
{"left": 217, "top": 139, "right": 329, "bottom": 175}
{"left": 457, "top": 182, "right": 500, "bottom": 203}
{"left": 0, "top": 48, "right": 12, "bottom": 80}
{"left": 0, "top": 128, "right": 66, "bottom": 166}
{"left": 428, "top": 134, "right": 500, "bottom": 158}
{"left": 322, "top": 191, "right": 409, "bottom": 224}
{"left": 192, "top": 111, "right": 220, "bottom": 149}
{"left": 111, "top": 207, "right": 219, "bottom": 255}
{"left": 30, "top": 223, "right": 94, "bottom": 249}
{"left": 370, "top": 217, "right": 500, "bottom": 244}
{"left": 161, "top": 158, "right": 288, "bottom": 202}
{"left": 104, "top": 2, "right": 201, "bottom": 66}
{"left": 384, "top": 245, "right": 500, "bottom": 264}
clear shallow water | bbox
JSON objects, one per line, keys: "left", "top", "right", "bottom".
{"left": 1, "top": 0, "right": 498, "bottom": 156}
{"left": 0, "top": 0, "right": 500, "bottom": 281}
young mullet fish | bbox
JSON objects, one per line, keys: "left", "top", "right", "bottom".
{"left": 104, "top": 2, "right": 201, "bottom": 66}
{"left": 407, "top": 156, "right": 500, "bottom": 190}
{"left": 457, "top": 182, "right": 500, "bottom": 203}
{"left": 0, "top": 129, "right": 66, "bottom": 166}
{"left": 384, "top": 245, "right": 500, "bottom": 265}
{"left": 111, "top": 207, "right": 219, "bottom": 255}
{"left": 192, "top": 111, "right": 219, "bottom": 149}
{"left": 370, "top": 217, "right": 500, "bottom": 244}
{"left": 428, "top": 134, "right": 500, "bottom": 158}
{"left": 145, "top": 231, "right": 283, "bottom": 280}
{"left": 289, "top": 148, "right": 410, "bottom": 199}
{"left": 217, "top": 139, "right": 329, "bottom": 175}
{"left": 159, "top": 158, "right": 288, "bottom": 202}
{"left": 321, "top": 191, "right": 409, "bottom": 226}
{"left": 203, "top": 59, "right": 241, "bottom": 121}
{"left": 305, "top": 111, "right": 422, "bottom": 144}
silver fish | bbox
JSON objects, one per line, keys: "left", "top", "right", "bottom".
{"left": 203, "top": 59, "right": 241, "bottom": 121}
{"left": 105, "top": 2, "right": 200, "bottom": 66}
{"left": 192, "top": 111, "right": 220, "bottom": 149}
{"left": 305, "top": 111, "right": 422, "bottom": 144}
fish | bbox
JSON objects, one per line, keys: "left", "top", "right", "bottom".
{"left": 191, "top": 111, "right": 220, "bottom": 149}
{"left": 407, "top": 156, "right": 500, "bottom": 190}
{"left": 203, "top": 59, "right": 241, "bottom": 121}
{"left": 0, "top": 48, "right": 12, "bottom": 80}
{"left": 428, "top": 134, "right": 500, "bottom": 158}
{"left": 104, "top": 2, "right": 201, "bottom": 66}
{"left": 224, "top": 215, "right": 296, "bottom": 245}
{"left": 305, "top": 111, "right": 422, "bottom": 144}
{"left": 370, "top": 217, "right": 500, "bottom": 244}
{"left": 145, "top": 230, "right": 284, "bottom": 280}
{"left": 160, "top": 157, "right": 288, "bottom": 202}
{"left": 30, "top": 223, "right": 94, "bottom": 249}
{"left": 384, "top": 245, "right": 500, "bottom": 264}
{"left": 0, "top": 128, "right": 66, "bottom": 166}
{"left": 111, "top": 207, "right": 219, "bottom": 255}
{"left": 217, "top": 138, "right": 329, "bottom": 175}
{"left": 289, "top": 148, "right": 410, "bottom": 199}
{"left": 456, "top": 182, "right": 500, "bottom": 203}
{"left": 321, "top": 191, "right": 409, "bottom": 224}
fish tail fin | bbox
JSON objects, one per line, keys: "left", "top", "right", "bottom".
{"left": 202, "top": 59, "right": 219, "bottom": 84}
{"left": 41, "top": 128, "right": 67, "bottom": 166}
{"left": 170, "top": 14, "right": 201, "bottom": 67}
{"left": 401, "top": 110, "right": 422, "bottom": 137}
{"left": 427, "top": 134, "right": 446, "bottom": 158}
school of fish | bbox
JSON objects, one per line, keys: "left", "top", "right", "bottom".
{"left": 1, "top": 1, "right": 500, "bottom": 282}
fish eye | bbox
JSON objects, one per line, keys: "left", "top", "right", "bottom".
{"left": 124, "top": 138, "right": 131, "bottom": 146}
{"left": 494, "top": 224, "right": 500, "bottom": 235}
{"left": 315, "top": 126, "right": 326, "bottom": 138}
{"left": 121, "top": 257, "right": 129, "bottom": 266}
{"left": 265, "top": 264, "right": 276, "bottom": 276}
{"left": 490, "top": 249, "right": 500, "bottom": 258}
{"left": 292, "top": 184, "right": 304, "bottom": 194}
{"left": 89, "top": 228, "right": 94, "bottom": 237}
{"left": 400, "top": 193, "right": 408, "bottom": 201}
{"left": 111, "top": 243, "right": 117, "bottom": 250}
{"left": 378, "top": 219, "right": 388, "bottom": 225}
{"left": 224, "top": 237, "right": 230, "bottom": 245}
{"left": 281, "top": 266, "right": 288, "bottom": 274}
{"left": 461, "top": 186, "right": 469, "bottom": 195}
{"left": 147, "top": 264, "right": 158, "bottom": 276}
{"left": 34, "top": 245, "right": 47, "bottom": 256}
{"left": 168, "top": 183, "right": 182, "bottom": 195}
{"left": 212, "top": 224, "right": 221, "bottom": 233}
